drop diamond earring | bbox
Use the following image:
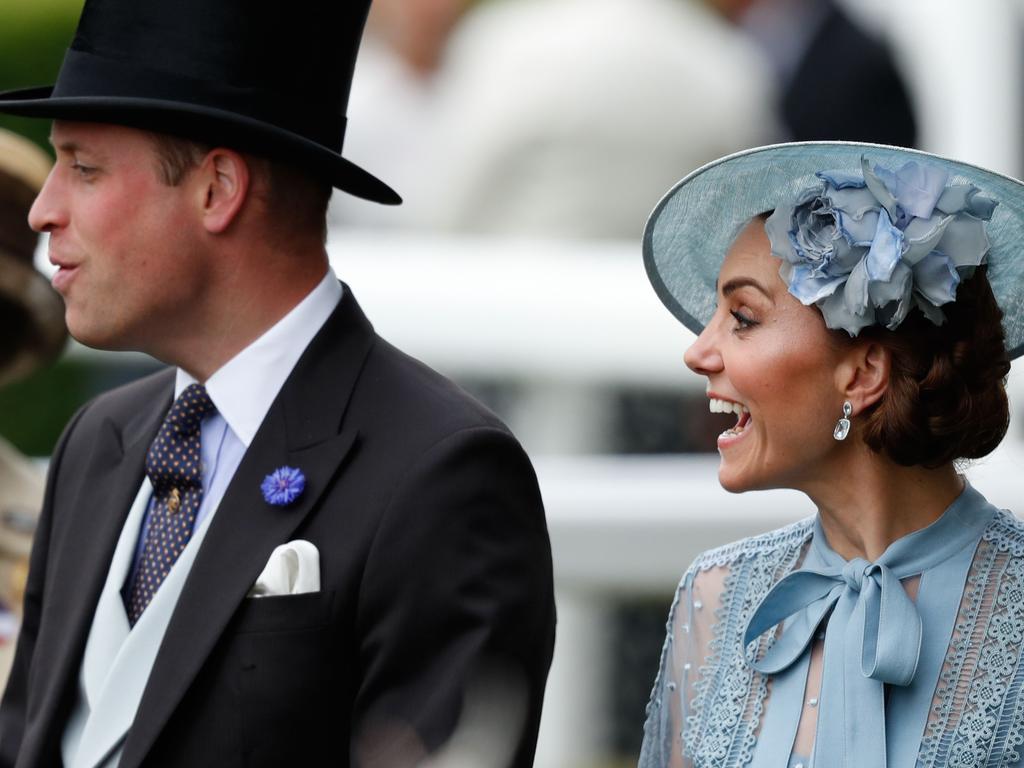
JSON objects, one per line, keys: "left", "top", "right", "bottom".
{"left": 833, "top": 401, "right": 852, "bottom": 441}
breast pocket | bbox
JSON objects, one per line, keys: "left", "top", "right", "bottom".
{"left": 233, "top": 589, "right": 335, "bottom": 634}
{"left": 233, "top": 591, "right": 337, "bottom": 760}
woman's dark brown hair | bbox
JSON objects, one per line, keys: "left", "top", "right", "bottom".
{"left": 851, "top": 266, "right": 1010, "bottom": 468}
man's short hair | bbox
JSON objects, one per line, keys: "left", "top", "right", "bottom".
{"left": 148, "top": 133, "right": 332, "bottom": 241}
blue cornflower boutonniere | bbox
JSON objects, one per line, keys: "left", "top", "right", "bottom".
{"left": 261, "top": 466, "right": 306, "bottom": 507}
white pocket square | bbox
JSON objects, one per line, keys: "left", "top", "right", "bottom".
{"left": 248, "top": 540, "right": 320, "bottom": 598}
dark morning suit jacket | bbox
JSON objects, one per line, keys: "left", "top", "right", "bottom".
{"left": 0, "top": 288, "right": 556, "bottom": 767}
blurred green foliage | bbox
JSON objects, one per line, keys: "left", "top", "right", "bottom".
{"left": 0, "top": 0, "right": 82, "bottom": 150}
{"left": 0, "top": 355, "right": 162, "bottom": 457}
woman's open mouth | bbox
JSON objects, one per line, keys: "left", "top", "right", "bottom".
{"left": 710, "top": 397, "right": 751, "bottom": 443}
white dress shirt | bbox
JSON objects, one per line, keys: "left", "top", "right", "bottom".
{"left": 128, "top": 268, "right": 343, "bottom": 574}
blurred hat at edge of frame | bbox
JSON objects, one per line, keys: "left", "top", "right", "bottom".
{"left": 0, "top": 128, "right": 65, "bottom": 388}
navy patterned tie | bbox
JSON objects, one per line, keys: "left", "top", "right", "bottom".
{"left": 126, "top": 383, "right": 216, "bottom": 626}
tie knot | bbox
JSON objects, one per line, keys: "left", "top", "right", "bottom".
{"left": 842, "top": 557, "right": 873, "bottom": 591}
{"left": 164, "top": 383, "right": 216, "bottom": 434}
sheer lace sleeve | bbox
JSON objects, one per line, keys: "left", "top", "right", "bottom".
{"left": 639, "top": 564, "right": 729, "bottom": 768}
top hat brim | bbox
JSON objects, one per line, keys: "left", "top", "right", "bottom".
{"left": 644, "top": 141, "right": 1024, "bottom": 360}
{"left": 0, "top": 86, "right": 402, "bottom": 205}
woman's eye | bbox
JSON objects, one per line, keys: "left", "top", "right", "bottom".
{"left": 730, "top": 309, "right": 758, "bottom": 330}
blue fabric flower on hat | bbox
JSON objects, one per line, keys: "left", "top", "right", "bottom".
{"left": 261, "top": 466, "right": 306, "bottom": 506}
{"left": 765, "top": 156, "right": 998, "bottom": 335}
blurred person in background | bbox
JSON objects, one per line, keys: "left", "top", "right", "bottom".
{"left": 707, "top": 0, "right": 917, "bottom": 147}
{"left": 639, "top": 142, "right": 1024, "bottom": 766}
{"left": 422, "top": 0, "right": 778, "bottom": 239}
{"left": 332, "top": 0, "right": 474, "bottom": 229}
{"left": 341, "top": 0, "right": 778, "bottom": 238}
{"left": 0, "top": 0, "right": 555, "bottom": 765}
{"left": 0, "top": 128, "right": 64, "bottom": 689}
{"left": 367, "top": 0, "right": 470, "bottom": 76}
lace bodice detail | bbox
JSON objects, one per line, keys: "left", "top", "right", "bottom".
{"left": 639, "top": 507, "right": 1024, "bottom": 768}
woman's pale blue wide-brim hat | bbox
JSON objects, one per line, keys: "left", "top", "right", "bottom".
{"left": 644, "top": 141, "right": 1024, "bottom": 359}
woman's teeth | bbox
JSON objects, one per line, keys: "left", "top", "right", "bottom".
{"left": 709, "top": 398, "right": 749, "bottom": 415}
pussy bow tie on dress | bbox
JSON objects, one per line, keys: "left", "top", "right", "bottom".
{"left": 742, "top": 484, "right": 993, "bottom": 768}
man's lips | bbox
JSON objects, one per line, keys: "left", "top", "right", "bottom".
{"left": 48, "top": 250, "right": 77, "bottom": 270}
{"left": 50, "top": 259, "right": 80, "bottom": 293}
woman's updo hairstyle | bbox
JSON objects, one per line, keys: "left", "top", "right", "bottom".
{"left": 853, "top": 266, "right": 1010, "bottom": 468}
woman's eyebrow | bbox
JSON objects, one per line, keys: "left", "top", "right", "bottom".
{"left": 718, "top": 276, "right": 772, "bottom": 299}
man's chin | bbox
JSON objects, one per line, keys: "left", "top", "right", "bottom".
{"left": 67, "top": 322, "right": 131, "bottom": 353}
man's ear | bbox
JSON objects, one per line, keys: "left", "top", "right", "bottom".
{"left": 195, "top": 148, "right": 251, "bottom": 234}
{"left": 834, "top": 341, "right": 890, "bottom": 415}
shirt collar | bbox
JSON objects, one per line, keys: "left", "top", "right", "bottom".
{"left": 175, "top": 268, "right": 343, "bottom": 446}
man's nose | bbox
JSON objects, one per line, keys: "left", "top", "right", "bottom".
{"left": 28, "top": 168, "right": 66, "bottom": 233}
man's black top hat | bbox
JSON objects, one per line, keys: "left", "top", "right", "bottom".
{"left": 0, "top": 0, "right": 401, "bottom": 205}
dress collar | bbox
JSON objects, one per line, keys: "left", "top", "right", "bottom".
{"left": 805, "top": 480, "right": 997, "bottom": 574}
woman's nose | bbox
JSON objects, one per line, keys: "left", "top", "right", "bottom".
{"left": 684, "top": 324, "right": 723, "bottom": 376}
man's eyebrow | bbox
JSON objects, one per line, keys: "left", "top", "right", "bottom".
{"left": 50, "top": 138, "right": 109, "bottom": 164}
{"left": 50, "top": 138, "right": 80, "bottom": 153}
{"left": 717, "top": 276, "right": 772, "bottom": 299}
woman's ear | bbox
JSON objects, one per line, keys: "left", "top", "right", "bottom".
{"left": 834, "top": 341, "right": 890, "bottom": 415}
{"left": 193, "top": 148, "right": 251, "bottom": 234}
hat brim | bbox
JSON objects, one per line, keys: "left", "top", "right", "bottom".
{"left": 643, "top": 141, "right": 1024, "bottom": 359}
{"left": 0, "top": 86, "right": 401, "bottom": 205}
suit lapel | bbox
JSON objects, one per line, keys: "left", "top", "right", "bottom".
{"left": 33, "top": 375, "right": 171, "bottom": 753}
{"left": 120, "top": 290, "right": 375, "bottom": 767}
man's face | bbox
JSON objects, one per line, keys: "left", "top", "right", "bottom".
{"left": 29, "top": 121, "right": 209, "bottom": 354}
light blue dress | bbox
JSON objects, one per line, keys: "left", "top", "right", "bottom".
{"left": 639, "top": 484, "right": 1024, "bottom": 768}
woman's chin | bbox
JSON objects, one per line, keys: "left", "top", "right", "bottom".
{"left": 717, "top": 454, "right": 779, "bottom": 494}
{"left": 717, "top": 464, "right": 754, "bottom": 494}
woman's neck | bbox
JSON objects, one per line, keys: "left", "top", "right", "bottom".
{"left": 803, "top": 451, "right": 965, "bottom": 562}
